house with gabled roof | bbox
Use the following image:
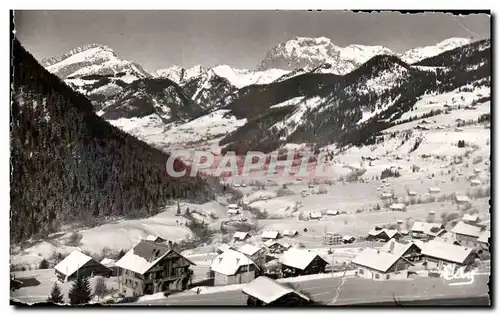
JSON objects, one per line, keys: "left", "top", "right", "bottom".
{"left": 262, "top": 231, "right": 280, "bottom": 241}
{"left": 366, "top": 228, "right": 401, "bottom": 242}
{"left": 115, "top": 240, "right": 196, "bottom": 296}
{"left": 54, "top": 250, "right": 110, "bottom": 282}
{"left": 420, "top": 240, "right": 478, "bottom": 273}
{"left": 352, "top": 247, "right": 414, "bottom": 281}
{"left": 451, "top": 221, "right": 485, "bottom": 248}
{"left": 238, "top": 244, "right": 267, "bottom": 267}
{"left": 380, "top": 239, "right": 423, "bottom": 262}
{"left": 477, "top": 230, "right": 490, "bottom": 252}
{"left": 463, "top": 214, "right": 480, "bottom": 224}
{"left": 410, "top": 221, "right": 445, "bottom": 240}
{"left": 242, "top": 276, "right": 311, "bottom": 306}
{"left": 282, "top": 230, "right": 299, "bottom": 237}
{"left": 264, "top": 240, "right": 290, "bottom": 255}
{"left": 233, "top": 231, "right": 250, "bottom": 241}
{"left": 210, "top": 249, "right": 259, "bottom": 286}
{"left": 145, "top": 235, "right": 167, "bottom": 243}
{"left": 100, "top": 258, "right": 119, "bottom": 276}
{"left": 279, "top": 248, "right": 328, "bottom": 277}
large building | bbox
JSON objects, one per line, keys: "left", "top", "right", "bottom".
{"left": 420, "top": 240, "right": 478, "bottom": 273}
{"left": 115, "top": 240, "right": 196, "bottom": 296}
{"left": 210, "top": 249, "right": 258, "bottom": 286}
{"left": 352, "top": 248, "right": 414, "bottom": 281}
{"left": 54, "top": 250, "right": 110, "bottom": 282}
{"left": 410, "top": 222, "right": 445, "bottom": 240}
{"left": 279, "top": 249, "right": 328, "bottom": 277}
{"left": 450, "top": 221, "right": 485, "bottom": 248}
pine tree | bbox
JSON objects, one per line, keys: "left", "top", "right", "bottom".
{"left": 39, "top": 258, "right": 49, "bottom": 269}
{"left": 47, "top": 282, "right": 64, "bottom": 304}
{"left": 68, "top": 276, "right": 92, "bottom": 305}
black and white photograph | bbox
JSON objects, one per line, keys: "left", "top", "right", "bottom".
{"left": 9, "top": 9, "right": 491, "bottom": 306}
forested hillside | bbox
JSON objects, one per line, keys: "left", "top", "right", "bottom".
{"left": 10, "top": 39, "right": 215, "bottom": 243}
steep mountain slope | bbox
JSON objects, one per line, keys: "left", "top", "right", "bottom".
{"left": 154, "top": 65, "right": 205, "bottom": 85}
{"left": 10, "top": 39, "right": 215, "bottom": 243}
{"left": 399, "top": 37, "right": 472, "bottom": 64}
{"left": 182, "top": 69, "right": 237, "bottom": 111}
{"left": 220, "top": 39, "right": 490, "bottom": 154}
{"left": 43, "top": 43, "right": 151, "bottom": 80}
{"left": 258, "top": 36, "right": 472, "bottom": 76}
{"left": 258, "top": 36, "right": 394, "bottom": 74}
{"left": 100, "top": 78, "right": 205, "bottom": 122}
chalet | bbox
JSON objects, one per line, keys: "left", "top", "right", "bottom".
{"left": 210, "top": 249, "right": 258, "bottom": 286}
{"left": 279, "top": 249, "right": 329, "bottom": 277}
{"left": 366, "top": 228, "right": 401, "bottom": 242}
{"left": 262, "top": 231, "right": 280, "bottom": 241}
{"left": 238, "top": 244, "right": 266, "bottom": 267}
{"left": 242, "top": 276, "right": 311, "bottom": 306}
{"left": 322, "top": 232, "right": 343, "bottom": 245}
{"left": 264, "top": 240, "right": 290, "bottom": 255}
{"left": 477, "top": 230, "right": 490, "bottom": 252}
{"left": 54, "top": 250, "right": 110, "bottom": 282}
{"left": 115, "top": 240, "right": 196, "bottom": 296}
{"left": 470, "top": 179, "right": 481, "bottom": 187}
{"left": 463, "top": 214, "right": 480, "bottom": 224}
{"left": 428, "top": 187, "right": 441, "bottom": 194}
{"left": 381, "top": 239, "right": 423, "bottom": 262}
{"left": 435, "top": 231, "right": 461, "bottom": 246}
{"left": 410, "top": 222, "right": 445, "bottom": 240}
{"left": 233, "top": 232, "right": 250, "bottom": 241}
{"left": 407, "top": 189, "right": 418, "bottom": 197}
{"left": 100, "top": 258, "right": 119, "bottom": 277}
{"left": 326, "top": 210, "right": 340, "bottom": 216}
{"left": 451, "top": 221, "right": 484, "bottom": 248}
{"left": 455, "top": 195, "right": 471, "bottom": 204}
{"left": 282, "top": 230, "right": 299, "bottom": 237}
{"left": 217, "top": 244, "right": 234, "bottom": 254}
{"left": 309, "top": 212, "right": 322, "bottom": 220}
{"left": 145, "top": 235, "right": 167, "bottom": 243}
{"left": 342, "top": 235, "right": 356, "bottom": 244}
{"left": 352, "top": 248, "right": 414, "bottom": 281}
{"left": 420, "top": 240, "right": 478, "bottom": 273}
{"left": 390, "top": 203, "right": 406, "bottom": 212}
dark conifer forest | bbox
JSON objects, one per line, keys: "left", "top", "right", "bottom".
{"left": 10, "top": 39, "right": 215, "bottom": 243}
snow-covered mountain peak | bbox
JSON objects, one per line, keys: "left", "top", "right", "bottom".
{"left": 154, "top": 65, "right": 205, "bottom": 85}
{"left": 41, "top": 43, "right": 116, "bottom": 67}
{"left": 399, "top": 37, "right": 472, "bottom": 64}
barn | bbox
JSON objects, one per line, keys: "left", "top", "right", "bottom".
{"left": 54, "top": 250, "right": 110, "bottom": 282}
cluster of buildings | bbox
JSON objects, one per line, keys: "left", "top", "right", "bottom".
{"left": 351, "top": 217, "right": 490, "bottom": 281}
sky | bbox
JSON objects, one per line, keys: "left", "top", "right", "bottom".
{"left": 15, "top": 11, "right": 490, "bottom": 72}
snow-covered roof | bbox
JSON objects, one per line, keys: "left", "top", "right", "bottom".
{"left": 242, "top": 276, "right": 310, "bottom": 304}
{"left": 54, "top": 250, "right": 94, "bottom": 277}
{"left": 100, "top": 258, "right": 116, "bottom": 267}
{"left": 390, "top": 203, "right": 406, "bottom": 210}
{"left": 421, "top": 240, "right": 476, "bottom": 264}
{"left": 210, "top": 249, "right": 257, "bottom": 276}
{"left": 326, "top": 210, "right": 339, "bottom": 215}
{"left": 145, "top": 235, "right": 166, "bottom": 242}
{"left": 451, "top": 221, "right": 483, "bottom": 238}
{"left": 368, "top": 228, "right": 400, "bottom": 239}
{"left": 115, "top": 240, "right": 195, "bottom": 275}
{"left": 380, "top": 240, "right": 421, "bottom": 257}
{"left": 217, "top": 244, "right": 232, "bottom": 252}
{"left": 381, "top": 192, "right": 393, "bottom": 198}
{"left": 353, "top": 248, "right": 411, "bottom": 273}
{"left": 428, "top": 187, "right": 441, "bottom": 192}
{"left": 309, "top": 212, "right": 322, "bottom": 219}
{"left": 455, "top": 195, "right": 471, "bottom": 203}
{"left": 282, "top": 230, "right": 298, "bottom": 236}
{"left": 238, "top": 244, "right": 262, "bottom": 257}
{"left": 463, "top": 214, "right": 479, "bottom": 222}
{"left": 410, "top": 222, "right": 444, "bottom": 236}
{"left": 262, "top": 231, "right": 279, "bottom": 239}
{"left": 478, "top": 230, "right": 490, "bottom": 244}
{"left": 343, "top": 235, "right": 355, "bottom": 241}
{"left": 279, "top": 248, "right": 328, "bottom": 271}
{"left": 233, "top": 232, "right": 249, "bottom": 240}
{"left": 470, "top": 179, "right": 481, "bottom": 184}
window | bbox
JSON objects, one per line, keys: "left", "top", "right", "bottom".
{"left": 375, "top": 274, "right": 380, "bottom": 279}
{"left": 386, "top": 274, "right": 390, "bottom": 280}
{"left": 359, "top": 268, "right": 364, "bottom": 275}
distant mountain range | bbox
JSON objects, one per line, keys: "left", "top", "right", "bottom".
{"left": 33, "top": 36, "right": 487, "bottom": 154}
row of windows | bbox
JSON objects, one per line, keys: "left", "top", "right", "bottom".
{"left": 358, "top": 268, "right": 390, "bottom": 280}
